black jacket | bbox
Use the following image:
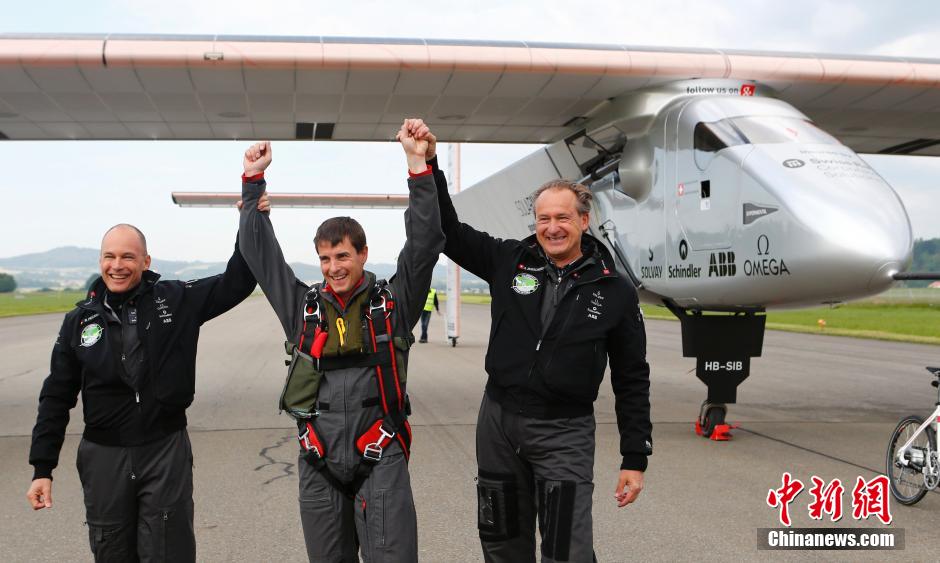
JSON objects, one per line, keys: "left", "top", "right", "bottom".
{"left": 28, "top": 240, "right": 256, "bottom": 480}
{"left": 430, "top": 158, "right": 652, "bottom": 470}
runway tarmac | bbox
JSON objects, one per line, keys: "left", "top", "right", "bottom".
{"left": 1, "top": 296, "right": 938, "bottom": 561}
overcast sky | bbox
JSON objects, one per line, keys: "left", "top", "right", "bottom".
{"left": 2, "top": 0, "right": 939, "bottom": 264}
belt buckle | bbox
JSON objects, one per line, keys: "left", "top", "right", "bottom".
{"left": 363, "top": 425, "right": 395, "bottom": 462}
{"left": 299, "top": 426, "right": 321, "bottom": 457}
{"left": 303, "top": 301, "right": 321, "bottom": 323}
{"left": 362, "top": 443, "right": 383, "bottom": 462}
{"left": 368, "top": 295, "right": 387, "bottom": 318}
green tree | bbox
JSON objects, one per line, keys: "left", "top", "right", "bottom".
{"left": 908, "top": 238, "right": 940, "bottom": 288}
{"left": 0, "top": 273, "right": 16, "bottom": 293}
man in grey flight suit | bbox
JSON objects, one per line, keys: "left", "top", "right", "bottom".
{"left": 238, "top": 119, "right": 443, "bottom": 562}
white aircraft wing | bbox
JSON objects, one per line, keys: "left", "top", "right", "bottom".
{"left": 2, "top": 34, "right": 940, "bottom": 155}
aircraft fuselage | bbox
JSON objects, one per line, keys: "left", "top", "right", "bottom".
{"left": 587, "top": 83, "right": 913, "bottom": 310}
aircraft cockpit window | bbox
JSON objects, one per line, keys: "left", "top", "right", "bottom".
{"left": 693, "top": 121, "right": 745, "bottom": 169}
{"left": 729, "top": 116, "right": 841, "bottom": 146}
{"left": 694, "top": 121, "right": 744, "bottom": 153}
{"left": 693, "top": 116, "right": 840, "bottom": 169}
{"left": 565, "top": 127, "right": 627, "bottom": 177}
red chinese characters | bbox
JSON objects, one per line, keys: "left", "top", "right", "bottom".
{"left": 766, "top": 472, "right": 804, "bottom": 526}
{"left": 851, "top": 475, "right": 892, "bottom": 525}
{"left": 807, "top": 476, "right": 844, "bottom": 522}
{"left": 767, "top": 473, "right": 894, "bottom": 526}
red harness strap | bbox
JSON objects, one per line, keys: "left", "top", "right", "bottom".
{"left": 357, "top": 284, "right": 411, "bottom": 462}
{"left": 296, "top": 279, "right": 413, "bottom": 497}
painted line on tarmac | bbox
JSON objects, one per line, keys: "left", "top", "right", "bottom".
{"left": 737, "top": 427, "right": 881, "bottom": 474}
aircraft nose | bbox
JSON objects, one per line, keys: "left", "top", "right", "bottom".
{"left": 745, "top": 145, "right": 913, "bottom": 296}
{"left": 795, "top": 180, "right": 911, "bottom": 292}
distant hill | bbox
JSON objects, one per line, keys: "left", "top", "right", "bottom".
{"left": 0, "top": 246, "right": 100, "bottom": 269}
{"left": 0, "top": 246, "right": 484, "bottom": 290}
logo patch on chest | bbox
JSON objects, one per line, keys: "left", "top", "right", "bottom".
{"left": 155, "top": 296, "right": 173, "bottom": 324}
{"left": 587, "top": 290, "right": 604, "bottom": 320}
{"left": 511, "top": 273, "right": 540, "bottom": 295}
{"left": 80, "top": 323, "right": 103, "bottom": 347}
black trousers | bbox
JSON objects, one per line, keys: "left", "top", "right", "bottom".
{"left": 475, "top": 394, "right": 597, "bottom": 563}
{"left": 419, "top": 310, "right": 432, "bottom": 341}
{"left": 76, "top": 429, "right": 196, "bottom": 563}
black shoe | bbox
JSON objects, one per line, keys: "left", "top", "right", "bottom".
{"left": 419, "top": 338, "right": 428, "bottom": 343}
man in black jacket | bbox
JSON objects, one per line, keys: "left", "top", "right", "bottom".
{"left": 416, "top": 123, "right": 652, "bottom": 562}
{"left": 26, "top": 223, "right": 256, "bottom": 562}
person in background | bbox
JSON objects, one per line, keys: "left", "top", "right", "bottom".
{"left": 419, "top": 287, "right": 439, "bottom": 343}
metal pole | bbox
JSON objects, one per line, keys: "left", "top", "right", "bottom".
{"left": 445, "top": 143, "right": 462, "bottom": 346}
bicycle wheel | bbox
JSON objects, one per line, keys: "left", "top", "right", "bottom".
{"left": 885, "top": 415, "right": 930, "bottom": 506}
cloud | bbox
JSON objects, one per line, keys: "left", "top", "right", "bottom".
{"left": 873, "top": 31, "right": 940, "bottom": 58}
{"left": 810, "top": 1, "right": 869, "bottom": 40}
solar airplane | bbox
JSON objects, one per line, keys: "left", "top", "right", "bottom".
{"left": 3, "top": 33, "right": 939, "bottom": 438}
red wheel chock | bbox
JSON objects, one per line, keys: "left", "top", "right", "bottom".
{"left": 693, "top": 421, "right": 739, "bottom": 441}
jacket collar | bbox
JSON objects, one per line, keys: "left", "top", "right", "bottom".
{"left": 79, "top": 270, "right": 161, "bottom": 311}
{"left": 321, "top": 270, "right": 375, "bottom": 312}
{"left": 519, "top": 232, "right": 618, "bottom": 282}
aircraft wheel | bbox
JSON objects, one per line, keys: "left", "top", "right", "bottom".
{"left": 699, "top": 402, "right": 727, "bottom": 438}
{"left": 451, "top": 337, "right": 458, "bottom": 347}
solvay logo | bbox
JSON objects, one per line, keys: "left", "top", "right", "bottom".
{"left": 80, "top": 323, "right": 103, "bottom": 347}
{"left": 511, "top": 273, "right": 540, "bottom": 295}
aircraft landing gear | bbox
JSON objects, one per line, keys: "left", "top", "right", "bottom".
{"left": 695, "top": 401, "right": 735, "bottom": 441}
{"left": 450, "top": 337, "right": 457, "bottom": 347}
{"left": 665, "top": 302, "right": 766, "bottom": 442}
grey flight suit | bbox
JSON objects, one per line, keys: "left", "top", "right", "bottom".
{"left": 239, "top": 171, "right": 443, "bottom": 563}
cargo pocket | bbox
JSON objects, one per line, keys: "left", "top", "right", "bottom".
{"left": 368, "top": 489, "right": 388, "bottom": 549}
{"left": 299, "top": 485, "right": 332, "bottom": 508}
{"left": 280, "top": 344, "right": 324, "bottom": 418}
{"left": 158, "top": 498, "right": 196, "bottom": 563}
{"left": 537, "top": 480, "right": 576, "bottom": 561}
{"left": 476, "top": 471, "right": 519, "bottom": 542}
{"left": 87, "top": 523, "right": 132, "bottom": 560}
{"left": 298, "top": 457, "right": 333, "bottom": 506}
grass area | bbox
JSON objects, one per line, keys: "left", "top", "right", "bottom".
{"left": 4, "top": 290, "right": 939, "bottom": 345}
{"left": 644, "top": 303, "right": 940, "bottom": 345}
{"left": 0, "top": 291, "right": 86, "bottom": 318}
{"left": 448, "top": 293, "right": 940, "bottom": 345}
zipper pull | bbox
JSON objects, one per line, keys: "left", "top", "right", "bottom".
{"left": 135, "top": 392, "right": 140, "bottom": 404}
{"left": 536, "top": 339, "right": 542, "bottom": 351}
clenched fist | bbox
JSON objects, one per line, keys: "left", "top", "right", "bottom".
{"left": 397, "top": 119, "right": 431, "bottom": 174}
{"left": 244, "top": 141, "right": 272, "bottom": 176}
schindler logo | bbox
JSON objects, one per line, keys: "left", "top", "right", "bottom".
{"left": 708, "top": 251, "right": 736, "bottom": 277}
{"left": 743, "top": 203, "right": 779, "bottom": 225}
